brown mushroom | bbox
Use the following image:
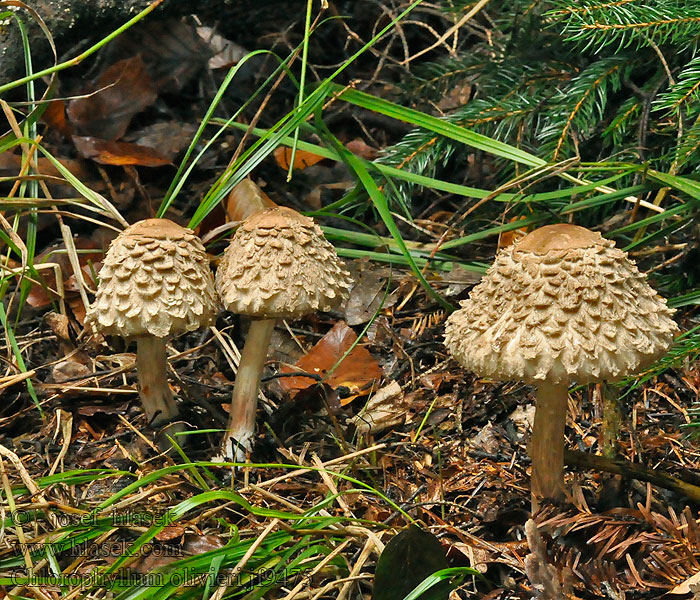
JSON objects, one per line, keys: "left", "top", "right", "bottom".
{"left": 444, "top": 223, "right": 678, "bottom": 509}
{"left": 215, "top": 206, "right": 353, "bottom": 460}
{"left": 86, "top": 219, "right": 218, "bottom": 432}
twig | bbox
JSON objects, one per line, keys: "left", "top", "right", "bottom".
{"left": 564, "top": 449, "right": 700, "bottom": 503}
{"left": 401, "top": 0, "right": 492, "bottom": 65}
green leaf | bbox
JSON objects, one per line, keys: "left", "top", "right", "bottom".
{"left": 372, "top": 525, "right": 451, "bottom": 600}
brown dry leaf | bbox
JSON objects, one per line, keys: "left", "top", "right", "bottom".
{"left": 0, "top": 151, "right": 90, "bottom": 181}
{"left": 51, "top": 360, "right": 91, "bottom": 383}
{"left": 350, "top": 381, "right": 407, "bottom": 435}
{"left": 125, "top": 121, "right": 198, "bottom": 161}
{"left": 109, "top": 19, "right": 212, "bottom": 94}
{"left": 497, "top": 216, "right": 529, "bottom": 249}
{"left": 77, "top": 401, "right": 130, "bottom": 417}
{"left": 73, "top": 136, "right": 172, "bottom": 167}
{"left": 670, "top": 570, "right": 700, "bottom": 595}
{"left": 155, "top": 526, "right": 185, "bottom": 542}
{"left": 26, "top": 239, "right": 102, "bottom": 309}
{"left": 279, "top": 321, "right": 382, "bottom": 405}
{"left": 346, "top": 138, "right": 379, "bottom": 160}
{"left": 226, "top": 178, "right": 277, "bottom": 222}
{"left": 45, "top": 311, "right": 71, "bottom": 341}
{"left": 67, "top": 56, "right": 157, "bottom": 140}
{"left": 345, "top": 262, "right": 397, "bottom": 326}
{"left": 197, "top": 26, "right": 249, "bottom": 69}
{"left": 41, "top": 99, "right": 73, "bottom": 137}
{"left": 274, "top": 146, "right": 326, "bottom": 171}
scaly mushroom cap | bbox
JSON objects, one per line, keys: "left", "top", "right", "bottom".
{"left": 216, "top": 206, "right": 353, "bottom": 319}
{"left": 444, "top": 224, "right": 679, "bottom": 385}
{"left": 86, "top": 219, "right": 218, "bottom": 338}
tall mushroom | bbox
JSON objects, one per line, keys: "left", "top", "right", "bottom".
{"left": 216, "top": 206, "right": 353, "bottom": 460}
{"left": 444, "top": 224, "right": 678, "bottom": 509}
{"left": 86, "top": 219, "right": 218, "bottom": 431}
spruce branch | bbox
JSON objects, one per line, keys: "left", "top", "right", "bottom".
{"left": 548, "top": 0, "right": 700, "bottom": 51}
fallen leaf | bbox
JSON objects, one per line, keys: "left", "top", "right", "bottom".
{"left": 77, "top": 401, "right": 130, "bottom": 417}
{"left": 497, "top": 216, "right": 529, "bottom": 249}
{"left": 110, "top": 19, "right": 212, "bottom": 94}
{"left": 670, "top": 570, "right": 700, "bottom": 595}
{"left": 274, "top": 146, "right": 327, "bottom": 171}
{"left": 67, "top": 56, "right": 157, "bottom": 140}
{"left": 26, "top": 239, "right": 102, "bottom": 309}
{"left": 440, "top": 265, "right": 482, "bottom": 297}
{"left": 155, "top": 526, "right": 185, "bottom": 542}
{"left": 226, "top": 178, "right": 277, "bottom": 222}
{"left": 351, "top": 381, "right": 407, "bottom": 435}
{"left": 373, "top": 525, "right": 451, "bottom": 600}
{"left": 197, "top": 26, "right": 249, "bottom": 69}
{"left": 279, "top": 321, "right": 382, "bottom": 405}
{"left": 51, "top": 360, "right": 91, "bottom": 384}
{"left": 125, "top": 121, "right": 198, "bottom": 161}
{"left": 346, "top": 138, "right": 378, "bottom": 160}
{"left": 41, "top": 99, "right": 73, "bottom": 137}
{"left": 45, "top": 312, "right": 72, "bottom": 342}
{"left": 344, "top": 262, "right": 397, "bottom": 326}
{"left": 73, "top": 136, "right": 172, "bottom": 167}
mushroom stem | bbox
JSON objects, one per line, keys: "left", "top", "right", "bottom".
{"left": 530, "top": 381, "right": 569, "bottom": 510}
{"left": 223, "top": 318, "right": 276, "bottom": 460}
{"left": 136, "top": 337, "right": 178, "bottom": 426}
{"left": 600, "top": 382, "right": 621, "bottom": 459}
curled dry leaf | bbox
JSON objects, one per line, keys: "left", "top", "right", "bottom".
{"left": 350, "top": 380, "right": 407, "bottom": 435}
{"left": 26, "top": 239, "right": 102, "bottom": 309}
{"left": 279, "top": 320, "right": 382, "bottom": 406}
{"left": 73, "top": 136, "right": 172, "bottom": 167}
{"left": 67, "top": 56, "right": 157, "bottom": 141}
{"left": 226, "top": 178, "right": 277, "bottom": 222}
{"left": 197, "top": 26, "right": 249, "bottom": 69}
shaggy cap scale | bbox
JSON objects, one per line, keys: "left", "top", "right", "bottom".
{"left": 216, "top": 207, "right": 353, "bottom": 319}
{"left": 86, "top": 219, "right": 218, "bottom": 338}
{"left": 444, "top": 224, "right": 678, "bottom": 385}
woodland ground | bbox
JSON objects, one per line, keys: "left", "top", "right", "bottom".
{"left": 1, "top": 1, "right": 700, "bottom": 599}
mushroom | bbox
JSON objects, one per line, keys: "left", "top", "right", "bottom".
{"left": 444, "top": 223, "right": 678, "bottom": 509}
{"left": 215, "top": 206, "right": 353, "bottom": 460}
{"left": 86, "top": 219, "right": 218, "bottom": 432}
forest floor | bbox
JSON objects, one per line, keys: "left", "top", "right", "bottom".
{"left": 1, "top": 1, "right": 700, "bottom": 599}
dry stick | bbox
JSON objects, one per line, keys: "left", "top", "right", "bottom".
{"left": 210, "top": 518, "right": 280, "bottom": 600}
{"left": 564, "top": 450, "right": 700, "bottom": 503}
{"left": 336, "top": 531, "right": 385, "bottom": 600}
{"left": 311, "top": 453, "right": 355, "bottom": 519}
{"left": 401, "top": 0, "right": 492, "bottom": 65}
{"left": 530, "top": 382, "right": 568, "bottom": 510}
{"left": 280, "top": 539, "right": 352, "bottom": 600}
{"left": 243, "top": 443, "right": 387, "bottom": 491}
{"left": 222, "top": 318, "right": 276, "bottom": 459}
